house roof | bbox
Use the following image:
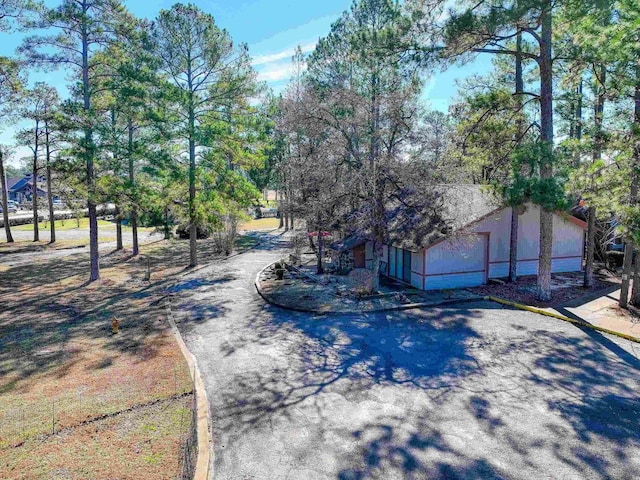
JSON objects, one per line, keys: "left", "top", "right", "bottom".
{"left": 388, "top": 185, "right": 501, "bottom": 251}
{"left": 9, "top": 175, "right": 48, "bottom": 195}
{"left": 9, "top": 176, "right": 30, "bottom": 192}
{"left": 5, "top": 177, "right": 21, "bottom": 190}
{"left": 336, "top": 184, "right": 586, "bottom": 253}
{"left": 329, "top": 235, "right": 367, "bottom": 253}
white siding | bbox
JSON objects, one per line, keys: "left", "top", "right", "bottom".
{"left": 389, "top": 246, "right": 397, "bottom": 278}
{"left": 471, "top": 209, "right": 511, "bottom": 263}
{"left": 552, "top": 214, "right": 584, "bottom": 257}
{"left": 424, "top": 271, "right": 487, "bottom": 290}
{"left": 382, "top": 245, "right": 389, "bottom": 275}
{"left": 552, "top": 256, "right": 582, "bottom": 273}
{"left": 411, "top": 251, "right": 423, "bottom": 289}
{"left": 395, "top": 248, "right": 403, "bottom": 280}
{"left": 424, "top": 235, "right": 488, "bottom": 290}
{"left": 470, "top": 204, "right": 585, "bottom": 280}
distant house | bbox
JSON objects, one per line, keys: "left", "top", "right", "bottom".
{"left": 2, "top": 177, "right": 22, "bottom": 201}
{"left": 3, "top": 174, "right": 53, "bottom": 203}
{"left": 332, "top": 185, "right": 587, "bottom": 290}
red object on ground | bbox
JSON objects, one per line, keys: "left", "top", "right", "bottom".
{"left": 308, "top": 231, "right": 331, "bottom": 237}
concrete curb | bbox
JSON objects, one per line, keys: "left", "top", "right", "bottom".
{"left": 255, "top": 262, "right": 483, "bottom": 315}
{"left": 165, "top": 301, "right": 212, "bottom": 480}
{"left": 485, "top": 295, "right": 640, "bottom": 344}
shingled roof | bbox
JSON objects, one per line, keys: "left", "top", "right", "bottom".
{"left": 387, "top": 184, "right": 502, "bottom": 251}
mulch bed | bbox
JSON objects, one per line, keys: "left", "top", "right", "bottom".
{"left": 470, "top": 271, "right": 620, "bottom": 308}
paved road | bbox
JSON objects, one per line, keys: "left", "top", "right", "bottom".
{"left": 173, "top": 231, "right": 640, "bottom": 480}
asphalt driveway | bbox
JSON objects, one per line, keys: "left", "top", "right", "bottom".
{"left": 172, "top": 232, "right": 640, "bottom": 480}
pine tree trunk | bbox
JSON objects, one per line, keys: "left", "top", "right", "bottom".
{"left": 189, "top": 134, "right": 197, "bottom": 268}
{"left": 575, "top": 81, "right": 583, "bottom": 142}
{"left": 631, "top": 250, "right": 640, "bottom": 307}
{"left": 585, "top": 67, "right": 605, "bottom": 288}
{"left": 316, "top": 222, "right": 324, "bottom": 274}
{"left": 584, "top": 206, "right": 596, "bottom": 288}
{"left": 115, "top": 206, "right": 123, "bottom": 250}
{"left": 128, "top": 121, "right": 139, "bottom": 256}
{"left": 32, "top": 152, "right": 39, "bottom": 243}
{"left": 187, "top": 79, "right": 197, "bottom": 267}
{"left": 284, "top": 196, "right": 289, "bottom": 231}
{"left": 164, "top": 206, "right": 170, "bottom": 240}
{"left": 620, "top": 243, "right": 634, "bottom": 308}
{"left": 88, "top": 201, "right": 99, "bottom": 281}
{"left": 509, "top": 31, "right": 523, "bottom": 283}
{"left": 83, "top": 24, "right": 99, "bottom": 282}
{"left": 536, "top": 2, "right": 554, "bottom": 302}
{"left": 46, "top": 151, "right": 55, "bottom": 244}
{"left": 509, "top": 207, "right": 518, "bottom": 282}
{"left": 371, "top": 239, "right": 381, "bottom": 293}
{"left": 0, "top": 150, "right": 14, "bottom": 243}
{"left": 620, "top": 71, "right": 640, "bottom": 308}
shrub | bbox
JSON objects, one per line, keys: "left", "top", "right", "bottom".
{"left": 176, "top": 223, "right": 211, "bottom": 239}
{"left": 606, "top": 250, "right": 624, "bottom": 268}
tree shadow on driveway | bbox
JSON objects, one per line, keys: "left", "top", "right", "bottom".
{"left": 205, "top": 297, "right": 640, "bottom": 480}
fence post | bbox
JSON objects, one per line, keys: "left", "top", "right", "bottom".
{"left": 52, "top": 400, "right": 55, "bottom": 435}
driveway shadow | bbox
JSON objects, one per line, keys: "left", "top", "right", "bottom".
{"left": 214, "top": 305, "right": 485, "bottom": 434}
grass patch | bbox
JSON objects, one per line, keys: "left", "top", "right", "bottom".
{"left": 0, "top": 243, "right": 195, "bottom": 479}
{"left": 235, "top": 234, "right": 259, "bottom": 250}
{"left": 13, "top": 218, "right": 154, "bottom": 232}
{"left": 239, "top": 217, "right": 280, "bottom": 231}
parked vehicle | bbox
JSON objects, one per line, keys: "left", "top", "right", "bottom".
{"left": 0, "top": 202, "right": 18, "bottom": 213}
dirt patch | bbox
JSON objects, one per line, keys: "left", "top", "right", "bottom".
{"left": 470, "top": 271, "right": 620, "bottom": 308}
{"left": 604, "top": 303, "right": 640, "bottom": 323}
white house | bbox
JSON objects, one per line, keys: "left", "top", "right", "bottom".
{"left": 362, "top": 185, "right": 587, "bottom": 290}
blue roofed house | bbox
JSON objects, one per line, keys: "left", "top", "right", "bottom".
{"left": 6, "top": 174, "right": 48, "bottom": 203}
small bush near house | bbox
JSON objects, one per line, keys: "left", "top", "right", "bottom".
{"left": 606, "top": 251, "right": 624, "bottom": 269}
{"left": 176, "top": 223, "right": 212, "bottom": 239}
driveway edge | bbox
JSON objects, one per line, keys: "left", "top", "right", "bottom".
{"left": 255, "top": 262, "right": 483, "bottom": 314}
{"left": 165, "top": 300, "right": 213, "bottom": 480}
{"left": 485, "top": 295, "right": 640, "bottom": 344}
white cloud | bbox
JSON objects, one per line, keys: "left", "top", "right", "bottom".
{"left": 256, "top": 61, "right": 307, "bottom": 83}
{"left": 251, "top": 42, "right": 316, "bottom": 67}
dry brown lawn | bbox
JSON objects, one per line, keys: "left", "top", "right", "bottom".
{"left": 0, "top": 237, "right": 240, "bottom": 479}
{"left": 239, "top": 217, "right": 280, "bottom": 231}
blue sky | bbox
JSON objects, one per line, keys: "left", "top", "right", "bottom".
{"left": 2, "top": 0, "right": 490, "bottom": 166}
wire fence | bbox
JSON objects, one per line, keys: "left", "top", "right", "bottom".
{"left": 0, "top": 360, "right": 197, "bottom": 479}
{"left": 177, "top": 379, "right": 198, "bottom": 480}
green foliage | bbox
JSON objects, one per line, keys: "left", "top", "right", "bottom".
{"left": 496, "top": 142, "right": 569, "bottom": 211}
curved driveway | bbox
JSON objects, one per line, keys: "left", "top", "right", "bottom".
{"left": 171, "top": 231, "right": 640, "bottom": 480}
